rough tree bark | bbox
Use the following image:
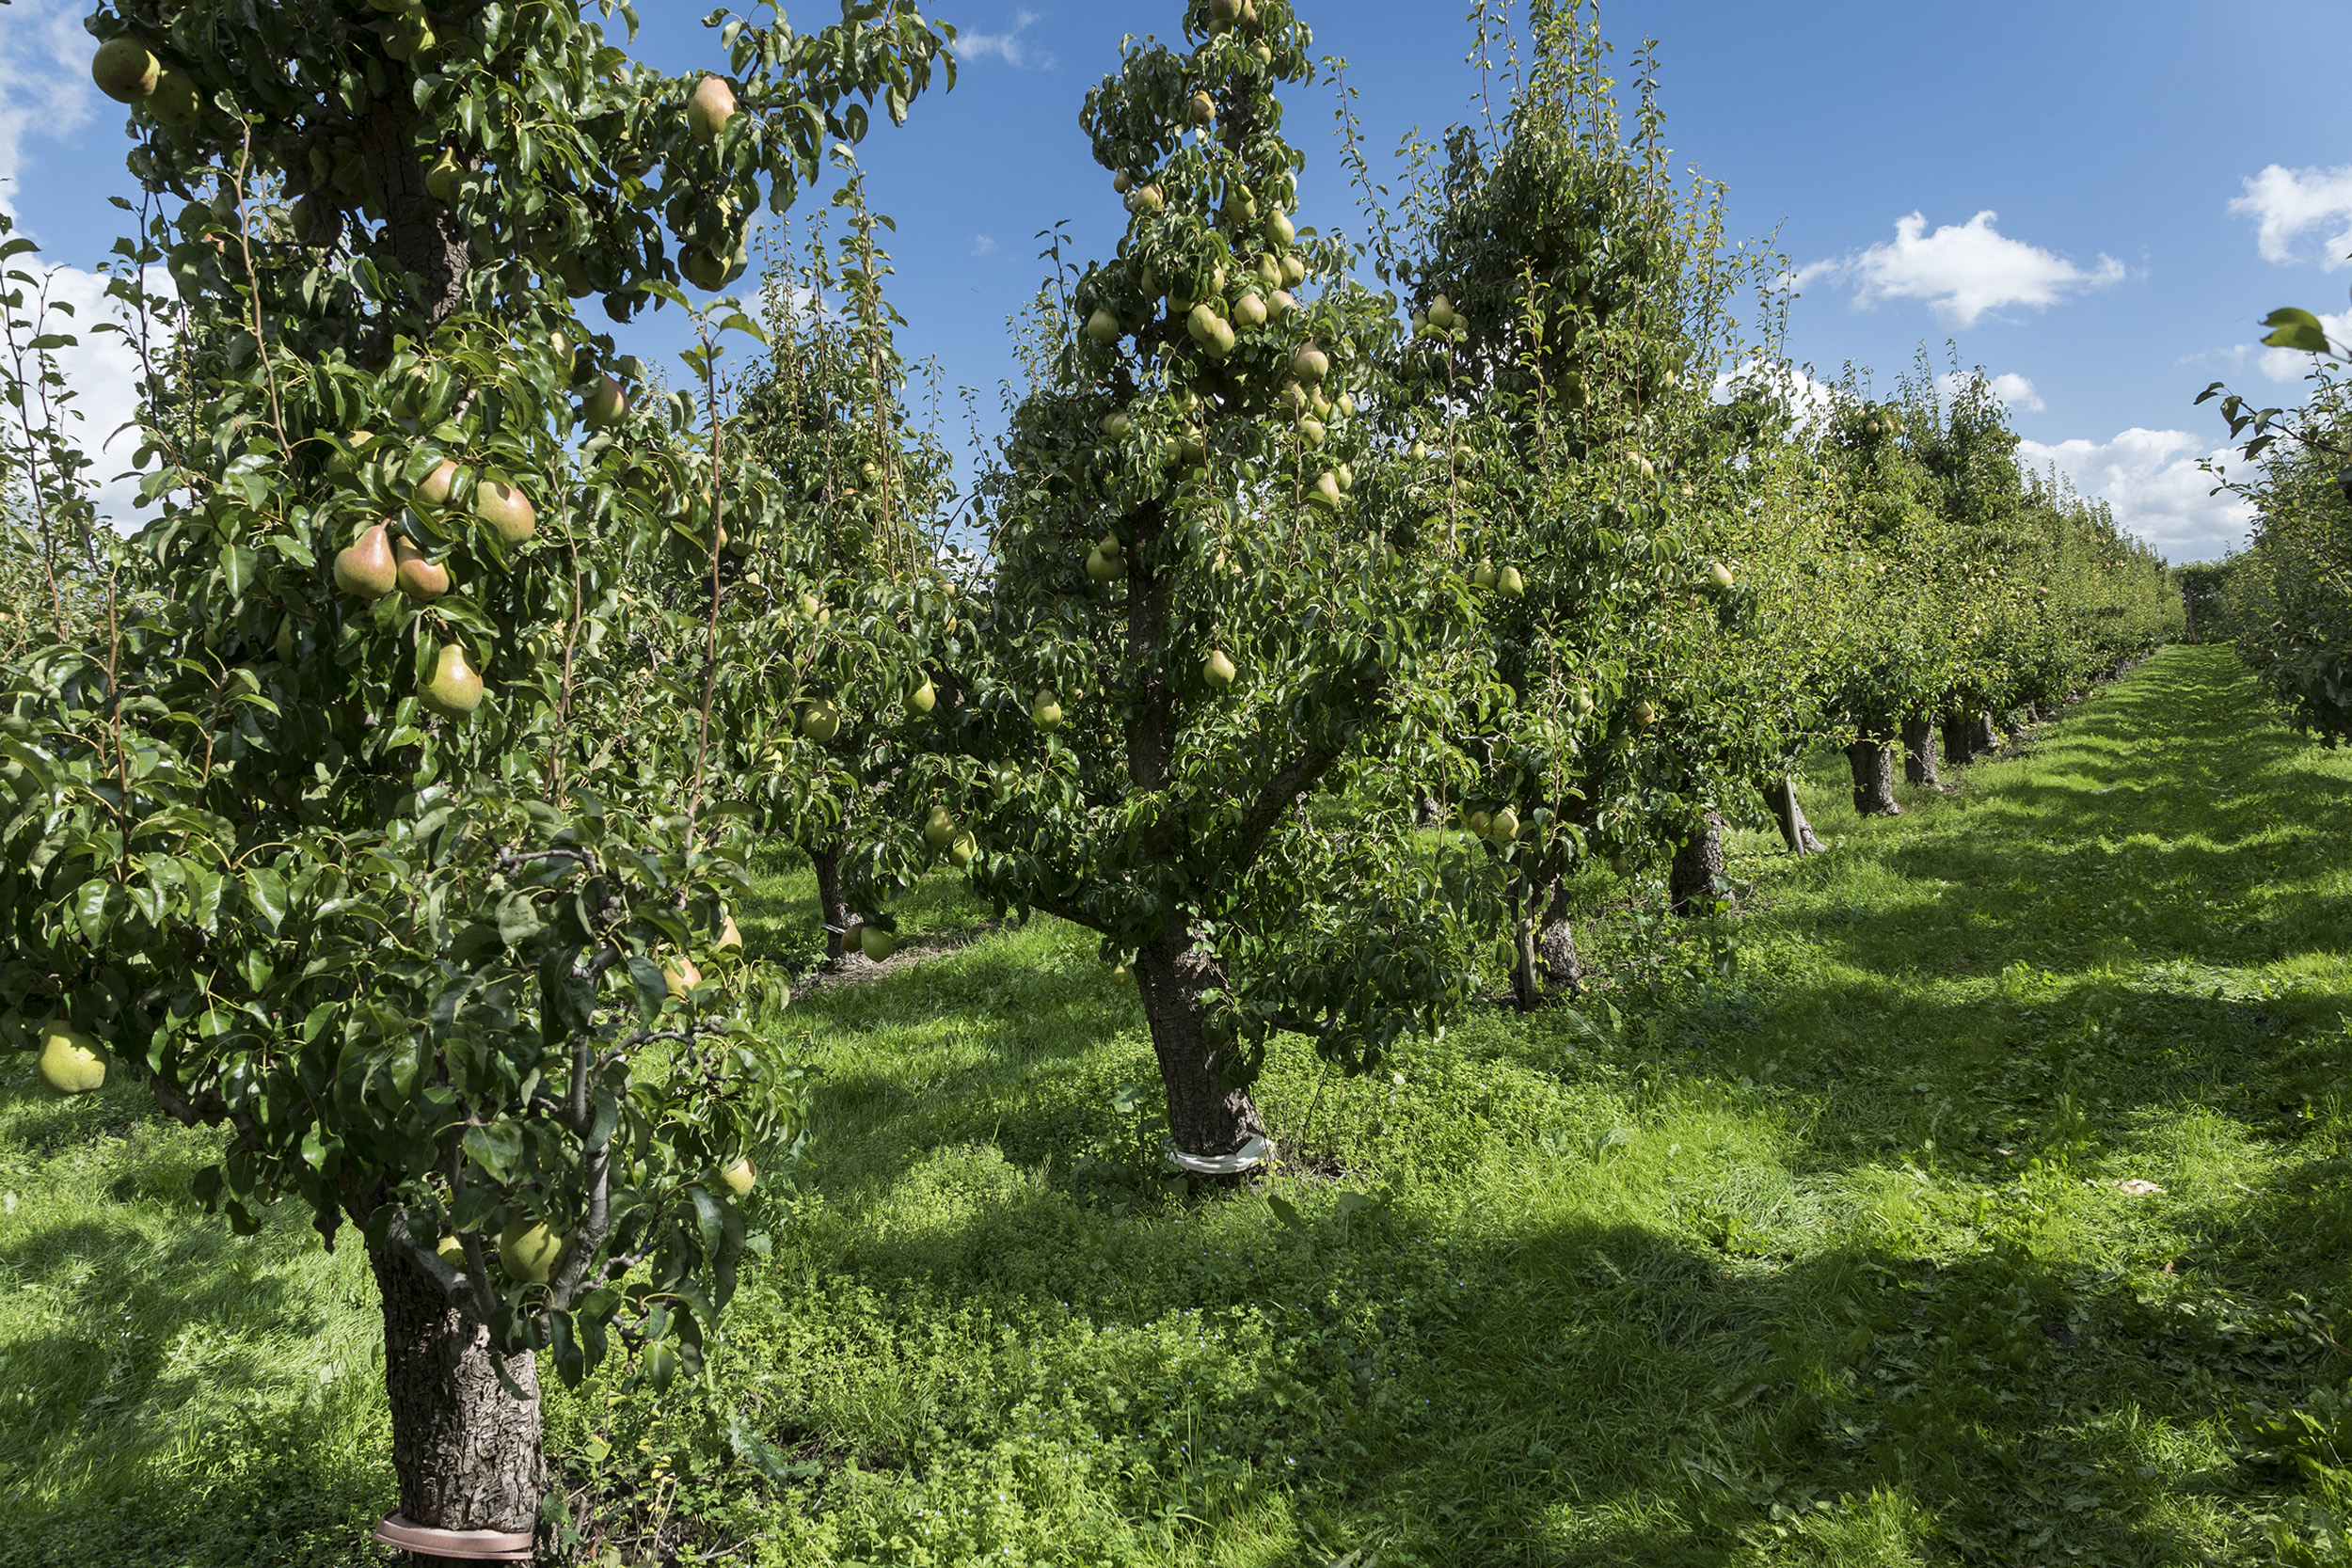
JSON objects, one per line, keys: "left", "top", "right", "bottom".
{"left": 1133, "top": 932, "right": 1265, "bottom": 1156}
{"left": 1669, "top": 810, "right": 1732, "bottom": 916}
{"left": 811, "top": 842, "right": 849, "bottom": 962}
{"left": 1763, "top": 775, "right": 1828, "bottom": 854}
{"left": 370, "top": 1243, "right": 543, "bottom": 1544}
{"left": 1509, "top": 876, "right": 1582, "bottom": 1007}
{"left": 360, "top": 95, "right": 472, "bottom": 340}
{"left": 1941, "top": 713, "right": 1972, "bottom": 768}
{"left": 1846, "top": 730, "right": 1903, "bottom": 816}
{"left": 1901, "top": 714, "right": 1942, "bottom": 789}
{"left": 1966, "top": 713, "right": 1998, "bottom": 755}
{"left": 1537, "top": 882, "right": 1581, "bottom": 991}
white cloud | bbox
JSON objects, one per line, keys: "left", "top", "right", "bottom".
{"left": 959, "top": 10, "right": 1053, "bottom": 70}
{"left": 1790, "top": 211, "right": 2125, "bottom": 328}
{"left": 1939, "top": 370, "right": 2045, "bottom": 412}
{"left": 1714, "top": 358, "right": 1835, "bottom": 424}
{"left": 0, "top": 0, "right": 97, "bottom": 216}
{"left": 970, "top": 233, "right": 998, "bottom": 257}
{"left": 2018, "top": 428, "right": 2254, "bottom": 562}
{"left": 7, "top": 262, "right": 173, "bottom": 530}
{"left": 2230, "top": 164, "right": 2352, "bottom": 270}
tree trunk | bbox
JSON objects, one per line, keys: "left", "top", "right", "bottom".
{"left": 1763, "top": 775, "right": 1827, "bottom": 854}
{"left": 1133, "top": 934, "right": 1264, "bottom": 1159}
{"left": 1901, "top": 714, "right": 1942, "bottom": 789}
{"left": 1669, "top": 810, "right": 1731, "bottom": 916}
{"left": 360, "top": 94, "right": 472, "bottom": 338}
{"left": 1846, "top": 733, "right": 1902, "bottom": 816}
{"left": 1941, "top": 714, "right": 1972, "bottom": 768}
{"left": 1967, "top": 713, "right": 1998, "bottom": 756}
{"left": 370, "top": 1243, "right": 543, "bottom": 1550}
{"left": 811, "top": 842, "right": 849, "bottom": 962}
{"left": 1537, "top": 879, "right": 1581, "bottom": 993}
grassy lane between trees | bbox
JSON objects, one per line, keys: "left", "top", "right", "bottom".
{"left": 8, "top": 642, "right": 2352, "bottom": 1566}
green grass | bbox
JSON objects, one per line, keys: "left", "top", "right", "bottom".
{"left": 8, "top": 644, "right": 2352, "bottom": 1565}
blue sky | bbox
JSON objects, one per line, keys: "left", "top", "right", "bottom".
{"left": 7, "top": 0, "right": 2350, "bottom": 561}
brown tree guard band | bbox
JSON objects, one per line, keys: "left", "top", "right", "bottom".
{"left": 371, "top": 1513, "right": 534, "bottom": 1561}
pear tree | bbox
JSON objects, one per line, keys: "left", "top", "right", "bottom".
{"left": 961, "top": 0, "right": 1502, "bottom": 1164}
{"left": 1, "top": 0, "right": 950, "bottom": 1546}
{"left": 729, "top": 182, "right": 967, "bottom": 961}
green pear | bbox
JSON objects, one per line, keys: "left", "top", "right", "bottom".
{"left": 1470, "top": 560, "right": 1497, "bottom": 590}
{"left": 394, "top": 539, "right": 452, "bottom": 602}
{"left": 1269, "top": 288, "right": 1296, "bottom": 320}
{"left": 333, "top": 524, "right": 398, "bottom": 599}
{"left": 860, "top": 924, "right": 898, "bottom": 962}
{"left": 1189, "top": 91, "right": 1216, "bottom": 126}
{"left": 1291, "top": 342, "right": 1328, "bottom": 383}
{"left": 1497, "top": 564, "right": 1525, "bottom": 597}
{"left": 147, "top": 66, "right": 199, "bottom": 127}
{"left": 801, "top": 701, "right": 841, "bottom": 742}
{"left": 421, "top": 643, "right": 486, "bottom": 719}
{"left": 719, "top": 912, "right": 743, "bottom": 950}
{"left": 1708, "top": 561, "right": 1736, "bottom": 591}
{"left": 1467, "top": 810, "right": 1491, "bottom": 837}
{"left": 1032, "top": 689, "right": 1063, "bottom": 729}
{"left": 1087, "top": 546, "right": 1125, "bottom": 584}
{"left": 1103, "top": 410, "right": 1133, "bottom": 438}
{"left": 1263, "top": 211, "right": 1295, "bottom": 247}
{"left": 1297, "top": 417, "right": 1325, "bottom": 447}
{"left": 1428, "top": 294, "right": 1458, "bottom": 330}
{"left": 1633, "top": 699, "right": 1658, "bottom": 727}
{"left": 1085, "top": 308, "right": 1121, "bottom": 343}
{"left": 948, "top": 831, "right": 978, "bottom": 869}
{"left": 579, "top": 377, "right": 627, "bottom": 436}
{"left": 1489, "top": 806, "right": 1519, "bottom": 843}
{"left": 415, "top": 458, "right": 459, "bottom": 508}
{"left": 1125, "top": 183, "right": 1165, "bottom": 215}
{"left": 1203, "top": 648, "right": 1237, "bottom": 689}
{"left": 1279, "top": 253, "right": 1306, "bottom": 288}
{"left": 1113, "top": 169, "right": 1134, "bottom": 194}
{"left": 721, "top": 1157, "right": 756, "bottom": 1197}
{"left": 499, "top": 1218, "right": 564, "bottom": 1285}
{"left": 924, "top": 805, "right": 957, "bottom": 851}
{"left": 1574, "top": 687, "right": 1596, "bottom": 716}
{"left": 684, "top": 245, "right": 747, "bottom": 292}
{"left": 1233, "top": 292, "right": 1267, "bottom": 328}
{"left": 473, "top": 479, "right": 535, "bottom": 544}
{"left": 425, "top": 150, "right": 461, "bottom": 202}
{"left": 797, "top": 592, "right": 823, "bottom": 620}
{"left": 91, "top": 38, "right": 160, "bottom": 103}
{"left": 687, "top": 74, "right": 737, "bottom": 141}
{"left": 906, "top": 678, "right": 937, "bottom": 716}
{"left": 37, "top": 1023, "right": 105, "bottom": 1096}
{"left": 1309, "top": 471, "right": 1342, "bottom": 511}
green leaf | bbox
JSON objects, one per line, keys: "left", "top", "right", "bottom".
{"left": 462, "top": 1120, "right": 524, "bottom": 1183}
{"left": 626, "top": 954, "right": 667, "bottom": 1022}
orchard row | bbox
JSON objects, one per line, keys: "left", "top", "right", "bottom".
{"left": 0, "top": 0, "right": 2174, "bottom": 1547}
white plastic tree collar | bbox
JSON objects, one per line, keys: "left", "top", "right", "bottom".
{"left": 1164, "top": 1134, "right": 1271, "bottom": 1176}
